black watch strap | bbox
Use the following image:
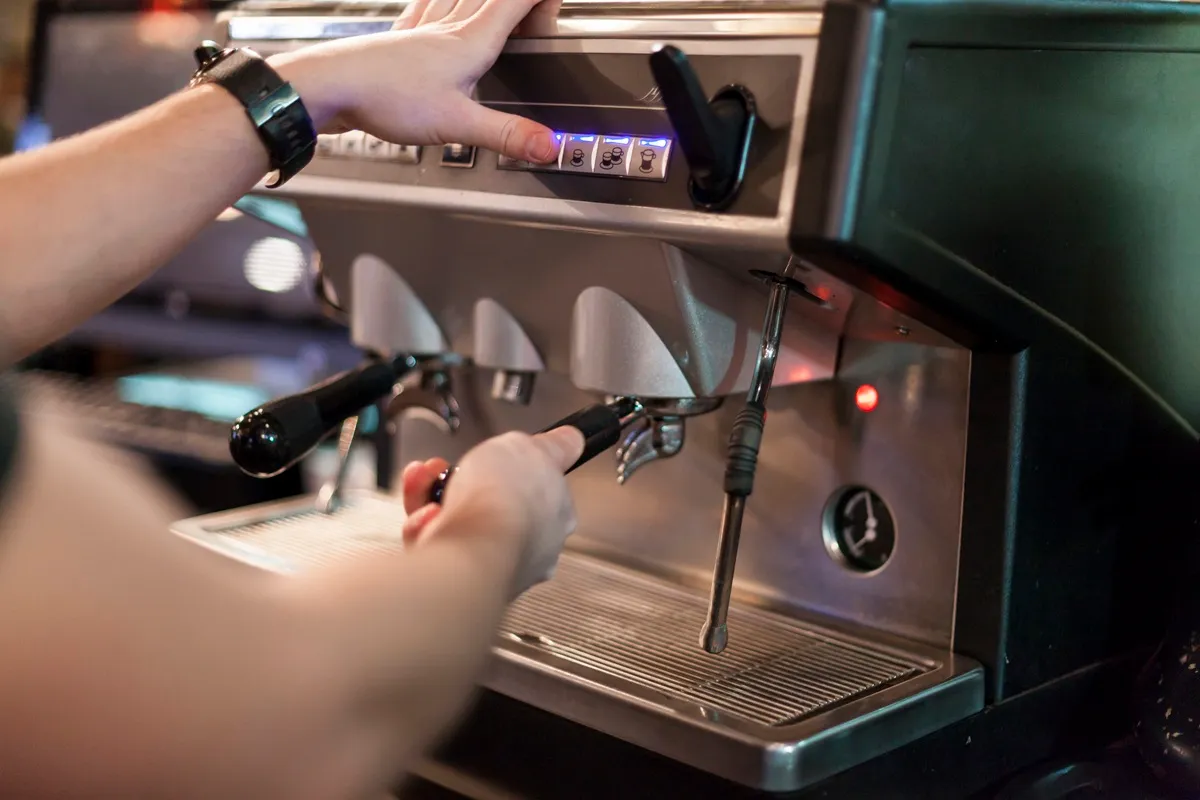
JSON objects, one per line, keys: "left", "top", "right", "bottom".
{"left": 191, "top": 42, "right": 317, "bottom": 188}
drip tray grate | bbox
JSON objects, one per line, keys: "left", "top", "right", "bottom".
{"left": 502, "top": 557, "right": 926, "bottom": 727}
{"left": 172, "top": 493, "right": 984, "bottom": 792}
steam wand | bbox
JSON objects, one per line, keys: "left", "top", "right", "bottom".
{"left": 700, "top": 259, "right": 823, "bottom": 655}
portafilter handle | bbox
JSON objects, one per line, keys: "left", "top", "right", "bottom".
{"left": 425, "top": 397, "right": 646, "bottom": 506}
{"left": 230, "top": 355, "right": 418, "bottom": 478}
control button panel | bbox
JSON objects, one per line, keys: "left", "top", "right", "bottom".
{"left": 314, "top": 130, "right": 672, "bottom": 182}
{"left": 495, "top": 132, "right": 672, "bottom": 182}
{"left": 317, "top": 132, "right": 423, "bottom": 165}
{"left": 441, "top": 144, "right": 477, "bottom": 168}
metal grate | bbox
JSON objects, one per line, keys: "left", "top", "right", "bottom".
{"left": 176, "top": 496, "right": 930, "bottom": 728}
{"left": 503, "top": 558, "right": 928, "bottom": 727}
{"left": 183, "top": 494, "right": 409, "bottom": 573}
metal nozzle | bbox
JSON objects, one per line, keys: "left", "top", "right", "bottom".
{"left": 700, "top": 260, "right": 807, "bottom": 654}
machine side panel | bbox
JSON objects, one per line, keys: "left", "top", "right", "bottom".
{"left": 817, "top": 5, "right": 1200, "bottom": 697}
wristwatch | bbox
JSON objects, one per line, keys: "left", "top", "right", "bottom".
{"left": 190, "top": 41, "right": 317, "bottom": 188}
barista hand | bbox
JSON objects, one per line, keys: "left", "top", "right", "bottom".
{"left": 400, "top": 427, "right": 584, "bottom": 593}
{"left": 270, "top": 0, "right": 564, "bottom": 164}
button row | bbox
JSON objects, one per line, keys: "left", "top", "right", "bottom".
{"left": 317, "top": 133, "right": 422, "bottom": 165}
{"left": 499, "top": 133, "right": 673, "bottom": 182}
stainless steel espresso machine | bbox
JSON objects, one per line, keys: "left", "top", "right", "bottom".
{"left": 170, "top": 1, "right": 1200, "bottom": 796}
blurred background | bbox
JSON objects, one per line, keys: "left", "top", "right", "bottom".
{"left": 0, "top": 0, "right": 378, "bottom": 513}
{"left": 0, "top": 0, "right": 34, "bottom": 154}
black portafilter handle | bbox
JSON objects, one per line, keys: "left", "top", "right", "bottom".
{"left": 426, "top": 397, "right": 644, "bottom": 506}
{"left": 230, "top": 355, "right": 417, "bottom": 478}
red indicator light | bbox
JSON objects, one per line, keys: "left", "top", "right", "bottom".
{"left": 855, "top": 385, "right": 879, "bottom": 413}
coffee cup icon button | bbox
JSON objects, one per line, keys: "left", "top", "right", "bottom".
{"left": 571, "top": 149, "right": 586, "bottom": 167}
{"left": 640, "top": 149, "right": 658, "bottom": 173}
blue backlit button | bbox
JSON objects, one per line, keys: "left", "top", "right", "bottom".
{"left": 632, "top": 137, "right": 673, "bottom": 181}
{"left": 597, "top": 136, "right": 634, "bottom": 176}
{"left": 561, "top": 134, "right": 599, "bottom": 173}
{"left": 441, "top": 143, "right": 477, "bottom": 168}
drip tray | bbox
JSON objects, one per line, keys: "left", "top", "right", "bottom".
{"left": 173, "top": 493, "right": 984, "bottom": 793}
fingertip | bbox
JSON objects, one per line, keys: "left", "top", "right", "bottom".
{"left": 526, "top": 128, "right": 559, "bottom": 163}
{"left": 403, "top": 503, "right": 441, "bottom": 545}
{"left": 538, "top": 426, "right": 585, "bottom": 471}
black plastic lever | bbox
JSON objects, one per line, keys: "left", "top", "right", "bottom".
{"left": 230, "top": 355, "right": 418, "bottom": 478}
{"left": 649, "top": 44, "right": 756, "bottom": 211}
{"left": 426, "top": 397, "right": 645, "bottom": 506}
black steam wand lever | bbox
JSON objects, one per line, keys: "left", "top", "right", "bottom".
{"left": 230, "top": 354, "right": 419, "bottom": 478}
{"left": 426, "top": 397, "right": 646, "bottom": 506}
{"left": 649, "top": 44, "right": 756, "bottom": 211}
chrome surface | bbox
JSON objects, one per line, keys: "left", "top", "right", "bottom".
{"left": 702, "top": 263, "right": 800, "bottom": 654}
{"left": 172, "top": 497, "right": 982, "bottom": 792}
{"left": 221, "top": 1, "right": 825, "bottom": 42}
{"left": 198, "top": 1, "right": 977, "bottom": 788}
{"left": 615, "top": 416, "right": 685, "bottom": 484}
{"left": 386, "top": 368, "right": 462, "bottom": 434}
{"left": 223, "top": 33, "right": 819, "bottom": 252}
{"left": 490, "top": 371, "right": 537, "bottom": 406}
{"left": 316, "top": 415, "right": 360, "bottom": 514}
{"left": 472, "top": 299, "right": 545, "bottom": 374}
{"left": 351, "top": 254, "right": 449, "bottom": 357}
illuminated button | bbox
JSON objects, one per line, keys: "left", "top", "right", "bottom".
{"left": 561, "top": 134, "right": 599, "bottom": 173}
{"left": 441, "top": 144, "right": 477, "bottom": 168}
{"left": 391, "top": 144, "right": 423, "bottom": 165}
{"left": 597, "top": 136, "right": 633, "bottom": 176}
{"left": 631, "top": 137, "right": 673, "bottom": 181}
{"left": 316, "top": 135, "right": 338, "bottom": 158}
{"left": 363, "top": 134, "right": 390, "bottom": 160}
{"left": 340, "top": 131, "right": 366, "bottom": 159}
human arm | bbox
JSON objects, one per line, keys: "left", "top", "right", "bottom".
{"left": 0, "top": 406, "right": 582, "bottom": 800}
{"left": 0, "top": 0, "right": 560, "bottom": 368}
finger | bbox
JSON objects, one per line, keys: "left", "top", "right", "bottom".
{"left": 460, "top": 101, "right": 558, "bottom": 164}
{"left": 417, "top": 0, "right": 459, "bottom": 26}
{"left": 393, "top": 0, "right": 429, "bottom": 30}
{"left": 471, "top": 0, "right": 545, "bottom": 42}
{"left": 534, "top": 426, "right": 585, "bottom": 473}
{"left": 403, "top": 503, "right": 442, "bottom": 545}
{"left": 516, "top": 0, "right": 563, "bottom": 37}
{"left": 445, "top": 0, "right": 488, "bottom": 23}
{"left": 402, "top": 458, "right": 451, "bottom": 513}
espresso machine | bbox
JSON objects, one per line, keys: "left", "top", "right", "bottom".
{"left": 170, "top": 1, "right": 1200, "bottom": 796}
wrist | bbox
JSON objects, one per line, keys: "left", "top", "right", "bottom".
{"left": 268, "top": 51, "right": 349, "bottom": 134}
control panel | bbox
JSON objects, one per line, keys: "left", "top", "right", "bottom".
{"left": 317, "top": 131, "right": 674, "bottom": 183}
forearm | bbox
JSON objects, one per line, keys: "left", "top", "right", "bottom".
{"left": 283, "top": 507, "right": 526, "bottom": 797}
{"left": 0, "top": 84, "right": 268, "bottom": 367}
{"left": 0, "top": 414, "right": 526, "bottom": 799}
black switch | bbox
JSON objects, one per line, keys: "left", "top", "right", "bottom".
{"left": 649, "top": 45, "right": 757, "bottom": 211}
